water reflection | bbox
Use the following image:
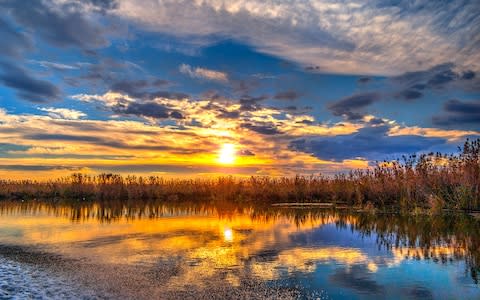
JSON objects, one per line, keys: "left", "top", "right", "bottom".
{"left": 0, "top": 201, "right": 479, "bottom": 298}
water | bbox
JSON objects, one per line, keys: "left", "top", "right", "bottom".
{"left": 0, "top": 202, "right": 479, "bottom": 299}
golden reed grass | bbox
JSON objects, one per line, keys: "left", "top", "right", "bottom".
{"left": 1, "top": 139, "right": 479, "bottom": 211}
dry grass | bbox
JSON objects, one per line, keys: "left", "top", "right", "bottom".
{"left": 1, "top": 139, "right": 479, "bottom": 211}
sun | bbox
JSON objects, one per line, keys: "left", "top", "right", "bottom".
{"left": 218, "top": 143, "right": 236, "bottom": 164}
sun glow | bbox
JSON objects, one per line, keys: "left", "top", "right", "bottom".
{"left": 223, "top": 228, "right": 233, "bottom": 242}
{"left": 218, "top": 143, "right": 236, "bottom": 164}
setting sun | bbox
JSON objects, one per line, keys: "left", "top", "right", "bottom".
{"left": 218, "top": 143, "right": 236, "bottom": 164}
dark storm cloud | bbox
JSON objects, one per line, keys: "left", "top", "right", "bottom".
{"left": 357, "top": 77, "right": 371, "bottom": 84}
{"left": 169, "top": 111, "right": 184, "bottom": 119}
{"left": 328, "top": 92, "right": 381, "bottom": 120}
{"left": 0, "top": 62, "right": 60, "bottom": 102}
{"left": 1, "top": 0, "right": 109, "bottom": 49}
{"left": 110, "top": 79, "right": 188, "bottom": 101}
{"left": 432, "top": 99, "right": 480, "bottom": 127}
{"left": 110, "top": 79, "right": 169, "bottom": 94}
{"left": 392, "top": 63, "right": 480, "bottom": 94}
{"left": 111, "top": 80, "right": 150, "bottom": 92}
{"left": 393, "top": 64, "right": 454, "bottom": 85}
{"left": 239, "top": 95, "right": 269, "bottom": 111}
{"left": 201, "top": 101, "right": 241, "bottom": 119}
{"left": 367, "top": 117, "right": 386, "bottom": 125}
{"left": 218, "top": 109, "right": 240, "bottom": 119}
{"left": 112, "top": 101, "right": 184, "bottom": 120}
{"left": 427, "top": 69, "right": 457, "bottom": 86}
{"left": 241, "top": 123, "right": 281, "bottom": 135}
{"left": 296, "top": 119, "right": 314, "bottom": 125}
{"left": 462, "top": 70, "right": 476, "bottom": 80}
{"left": 0, "top": 17, "right": 33, "bottom": 57}
{"left": 289, "top": 125, "right": 446, "bottom": 161}
{"left": 273, "top": 90, "right": 301, "bottom": 101}
{"left": 396, "top": 89, "right": 423, "bottom": 101}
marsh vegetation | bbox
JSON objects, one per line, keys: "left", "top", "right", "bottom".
{"left": 1, "top": 139, "right": 479, "bottom": 212}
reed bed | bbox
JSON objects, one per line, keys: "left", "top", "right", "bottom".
{"left": 1, "top": 139, "right": 479, "bottom": 211}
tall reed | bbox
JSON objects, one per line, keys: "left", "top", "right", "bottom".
{"left": 1, "top": 139, "right": 479, "bottom": 211}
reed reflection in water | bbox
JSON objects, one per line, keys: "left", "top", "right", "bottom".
{"left": 0, "top": 201, "right": 479, "bottom": 299}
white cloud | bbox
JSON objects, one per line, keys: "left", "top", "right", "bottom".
{"left": 111, "top": 0, "right": 480, "bottom": 75}
{"left": 179, "top": 64, "right": 228, "bottom": 82}
{"left": 30, "top": 60, "right": 80, "bottom": 70}
{"left": 38, "top": 107, "right": 87, "bottom": 120}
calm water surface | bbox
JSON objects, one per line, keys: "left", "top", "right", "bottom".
{"left": 0, "top": 202, "right": 479, "bottom": 299}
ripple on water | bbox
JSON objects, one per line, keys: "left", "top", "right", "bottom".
{"left": 0, "top": 257, "right": 98, "bottom": 300}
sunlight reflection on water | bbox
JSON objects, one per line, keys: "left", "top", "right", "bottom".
{"left": 0, "top": 202, "right": 479, "bottom": 299}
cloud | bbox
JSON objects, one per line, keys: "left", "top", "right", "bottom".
{"left": 83, "top": 0, "right": 119, "bottom": 11}
{"left": 395, "top": 89, "right": 423, "bottom": 101}
{"left": 357, "top": 77, "right": 371, "bottom": 84}
{"left": 238, "top": 95, "right": 269, "bottom": 111}
{"left": 113, "top": 0, "right": 480, "bottom": 75}
{"left": 239, "top": 149, "right": 255, "bottom": 156}
{"left": 328, "top": 92, "right": 381, "bottom": 120}
{"left": 24, "top": 133, "right": 104, "bottom": 143}
{"left": 113, "top": 101, "right": 184, "bottom": 120}
{"left": 21, "top": 133, "right": 206, "bottom": 154}
{"left": 432, "top": 99, "right": 480, "bottom": 127}
{"left": 289, "top": 125, "right": 447, "bottom": 161}
{"left": 391, "top": 63, "right": 480, "bottom": 95}
{"left": 73, "top": 91, "right": 188, "bottom": 121}
{"left": 0, "top": 143, "right": 30, "bottom": 156}
{"left": 1, "top": 0, "right": 109, "bottom": 49}
{"left": 39, "top": 107, "right": 87, "bottom": 120}
{"left": 71, "top": 59, "right": 145, "bottom": 88}
{"left": 1, "top": 95, "right": 478, "bottom": 178}
{"left": 0, "top": 17, "right": 32, "bottom": 57}
{"left": 30, "top": 60, "right": 83, "bottom": 71}
{"left": 179, "top": 64, "right": 228, "bottom": 82}
{"left": 241, "top": 122, "right": 282, "bottom": 135}
{"left": 0, "top": 62, "right": 60, "bottom": 102}
{"left": 109, "top": 79, "right": 182, "bottom": 101}
{"left": 462, "top": 70, "right": 475, "bottom": 80}
{"left": 111, "top": 79, "right": 169, "bottom": 94}
{"left": 274, "top": 90, "right": 301, "bottom": 101}
{"left": 217, "top": 109, "right": 240, "bottom": 119}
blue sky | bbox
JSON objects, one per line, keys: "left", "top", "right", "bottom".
{"left": 0, "top": 0, "right": 479, "bottom": 178}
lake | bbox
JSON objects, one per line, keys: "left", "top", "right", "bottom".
{"left": 0, "top": 201, "right": 479, "bottom": 299}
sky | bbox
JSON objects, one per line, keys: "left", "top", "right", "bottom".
{"left": 0, "top": 0, "right": 479, "bottom": 179}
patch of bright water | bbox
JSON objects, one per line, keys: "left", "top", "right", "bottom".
{"left": 0, "top": 202, "right": 479, "bottom": 299}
